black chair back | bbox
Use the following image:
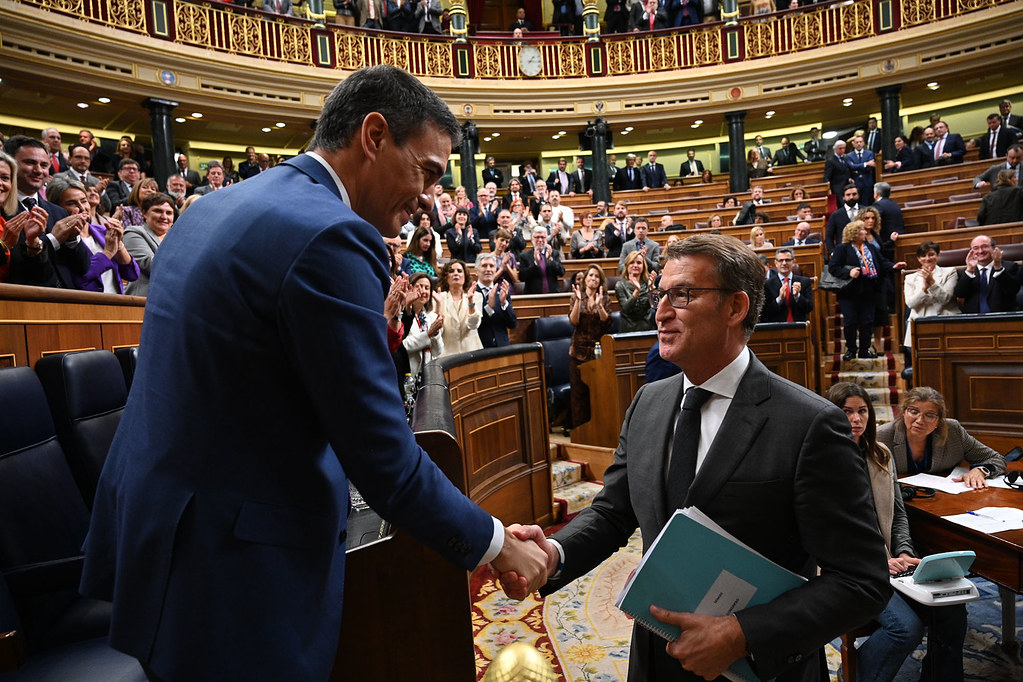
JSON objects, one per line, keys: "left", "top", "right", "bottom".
{"left": 114, "top": 346, "right": 138, "bottom": 390}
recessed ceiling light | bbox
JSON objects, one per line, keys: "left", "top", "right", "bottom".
{"left": 551, "top": 135, "right": 559, "bottom": 140}
{"left": 927, "top": 81, "right": 938, "bottom": 88}
{"left": 97, "top": 97, "right": 111, "bottom": 104}
{"left": 624, "top": 126, "right": 634, "bottom": 132}
{"left": 491, "top": 132, "right": 500, "bottom": 137}
{"left": 76, "top": 102, "right": 89, "bottom": 109}
{"left": 175, "top": 117, "right": 187, "bottom": 123}
{"left": 261, "top": 127, "right": 272, "bottom": 133}
{"left": 843, "top": 102, "right": 853, "bottom": 107}
{"left": 557, "top": 130, "right": 566, "bottom": 136}
{"left": 690, "top": 124, "right": 699, "bottom": 129}
{"left": 927, "top": 82, "right": 940, "bottom": 90}
{"left": 275, "top": 122, "right": 285, "bottom": 128}
{"left": 483, "top": 137, "right": 492, "bottom": 142}
{"left": 765, "top": 111, "right": 775, "bottom": 116}
{"left": 620, "top": 130, "right": 629, "bottom": 135}
{"left": 191, "top": 112, "right": 203, "bottom": 118}
{"left": 822, "top": 131, "right": 838, "bottom": 139}
{"left": 694, "top": 120, "right": 703, "bottom": 125}
{"left": 842, "top": 98, "right": 853, "bottom": 104}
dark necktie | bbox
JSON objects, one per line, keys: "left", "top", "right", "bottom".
{"left": 665, "top": 387, "right": 713, "bottom": 513}
{"left": 23, "top": 196, "right": 37, "bottom": 211}
{"left": 80, "top": 174, "right": 88, "bottom": 183}
{"left": 538, "top": 251, "right": 549, "bottom": 293}
{"left": 978, "top": 267, "right": 990, "bottom": 314}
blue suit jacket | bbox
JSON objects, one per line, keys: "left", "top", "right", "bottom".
{"left": 475, "top": 284, "right": 517, "bottom": 347}
{"left": 844, "top": 149, "right": 875, "bottom": 192}
{"left": 80, "top": 153, "right": 495, "bottom": 681}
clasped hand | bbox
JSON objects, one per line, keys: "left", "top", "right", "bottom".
{"left": 490, "top": 524, "right": 557, "bottom": 600}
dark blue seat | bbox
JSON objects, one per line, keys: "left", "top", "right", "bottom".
{"left": 533, "top": 315, "right": 574, "bottom": 425}
{"left": 114, "top": 346, "right": 139, "bottom": 391}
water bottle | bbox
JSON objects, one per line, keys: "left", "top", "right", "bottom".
{"left": 594, "top": 342, "right": 602, "bottom": 360}
{"left": 403, "top": 373, "right": 416, "bottom": 408}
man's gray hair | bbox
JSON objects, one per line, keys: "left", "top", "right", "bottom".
{"left": 475, "top": 252, "right": 498, "bottom": 269}
{"left": 874, "top": 181, "right": 891, "bottom": 199}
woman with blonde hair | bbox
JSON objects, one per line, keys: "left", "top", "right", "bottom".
{"left": 615, "top": 250, "right": 654, "bottom": 332}
{"left": 749, "top": 225, "right": 773, "bottom": 249}
{"left": 122, "top": 178, "right": 159, "bottom": 227}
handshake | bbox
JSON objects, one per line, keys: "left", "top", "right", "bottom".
{"left": 489, "top": 524, "right": 560, "bottom": 600}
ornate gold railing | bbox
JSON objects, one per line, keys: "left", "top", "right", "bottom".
{"left": 14, "top": 0, "right": 1008, "bottom": 77}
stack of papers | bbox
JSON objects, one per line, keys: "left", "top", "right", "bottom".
{"left": 942, "top": 507, "right": 1023, "bottom": 534}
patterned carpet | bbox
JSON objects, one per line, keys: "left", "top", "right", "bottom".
{"left": 473, "top": 531, "right": 1023, "bottom": 681}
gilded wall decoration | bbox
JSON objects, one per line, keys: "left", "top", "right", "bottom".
{"left": 176, "top": 3, "right": 211, "bottom": 46}
{"left": 690, "top": 29, "right": 721, "bottom": 65}
{"left": 475, "top": 44, "right": 502, "bottom": 78}
{"left": 424, "top": 42, "right": 452, "bottom": 77}
{"left": 791, "top": 12, "right": 823, "bottom": 50}
{"left": 649, "top": 35, "right": 678, "bottom": 71}
{"left": 840, "top": 1, "right": 873, "bottom": 39}
{"left": 334, "top": 33, "right": 366, "bottom": 70}
{"left": 606, "top": 39, "right": 635, "bottom": 75}
{"left": 958, "top": 0, "right": 996, "bottom": 9}
{"left": 108, "top": 0, "right": 145, "bottom": 30}
{"left": 280, "top": 23, "right": 312, "bottom": 64}
{"left": 901, "top": 0, "right": 935, "bottom": 25}
{"left": 380, "top": 38, "right": 410, "bottom": 70}
{"left": 561, "top": 42, "right": 586, "bottom": 76}
{"left": 39, "top": 0, "right": 84, "bottom": 16}
{"left": 744, "top": 21, "right": 775, "bottom": 58}
{"left": 228, "top": 15, "right": 263, "bottom": 55}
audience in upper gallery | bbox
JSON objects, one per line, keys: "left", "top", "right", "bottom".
{"left": 616, "top": 250, "right": 655, "bottom": 333}
{"left": 113, "top": 136, "right": 140, "bottom": 175}
{"left": 882, "top": 134, "right": 915, "bottom": 172}
{"left": 932, "top": 121, "right": 966, "bottom": 165}
{"left": 952, "top": 235, "right": 1020, "bottom": 313}
{"left": 641, "top": 150, "right": 670, "bottom": 191}
{"left": 436, "top": 258, "right": 483, "bottom": 354}
{"left": 101, "top": 158, "right": 142, "bottom": 213}
{"left": 677, "top": 149, "right": 703, "bottom": 178}
{"left": 1000, "top": 99, "right": 1023, "bottom": 133}
{"left": 400, "top": 272, "right": 444, "bottom": 378}
{"left": 124, "top": 192, "right": 175, "bottom": 296}
{"left": 746, "top": 147, "right": 772, "bottom": 179}
{"left": 618, "top": 217, "right": 660, "bottom": 274}
{"left": 613, "top": 154, "right": 644, "bottom": 191}
{"left": 570, "top": 211, "right": 605, "bottom": 259}
{"left": 519, "top": 162, "right": 541, "bottom": 195}
{"left": 913, "top": 126, "right": 937, "bottom": 170}
{"left": 481, "top": 156, "right": 503, "bottom": 188}
{"left": 238, "top": 146, "right": 260, "bottom": 179}
{"left": 545, "top": 157, "right": 578, "bottom": 196}
{"left": 489, "top": 227, "right": 521, "bottom": 284}
{"left": 772, "top": 136, "right": 806, "bottom": 166}
{"left": 519, "top": 225, "right": 564, "bottom": 294}
{"left": 829, "top": 219, "right": 904, "bottom": 361}
{"left": 116, "top": 178, "right": 158, "bottom": 228}
{"left": 879, "top": 386, "right": 1007, "bottom": 482}
{"left": 444, "top": 207, "right": 482, "bottom": 263}
{"left": 978, "top": 170, "right": 1023, "bottom": 226}
{"left": 221, "top": 156, "right": 241, "bottom": 185}
{"left": 508, "top": 6, "right": 533, "bottom": 31}
{"left": 749, "top": 225, "right": 773, "bottom": 249}
{"left": 568, "top": 263, "right": 611, "bottom": 428}
{"left": 56, "top": 143, "right": 103, "bottom": 189}
{"left": 78, "top": 129, "right": 112, "bottom": 174}
{"left": 803, "top": 126, "right": 826, "bottom": 162}
{"left": 903, "top": 241, "right": 960, "bottom": 349}
{"left": 403, "top": 221, "right": 439, "bottom": 278}
{"left": 826, "top": 382, "right": 968, "bottom": 682}
{"left": 175, "top": 154, "right": 202, "bottom": 195}
{"left": 971, "top": 113, "right": 1016, "bottom": 161}
{"left": 973, "top": 144, "right": 1021, "bottom": 189}
{"left": 474, "top": 252, "right": 517, "bottom": 348}
{"left": 572, "top": 157, "right": 594, "bottom": 197}
{"left": 47, "top": 177, "right": 140, "bottom": 294}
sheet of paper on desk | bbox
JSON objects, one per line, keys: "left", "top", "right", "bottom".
{"left": 986, "top": 473, "right": 1016, "bottom": 490}
{"left": 943, "top": 507, "right": 1023, "bottom": 534}
{"left": 898, "top": 472, "right": 970, "bottom": 494}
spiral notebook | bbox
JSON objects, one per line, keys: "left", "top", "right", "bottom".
{"left": 615, "top": 507, "right": 806, "bottom": 682}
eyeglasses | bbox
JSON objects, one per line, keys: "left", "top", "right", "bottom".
{"left": 648, "top": 286, "right": 734, "bottom": 309}
{"left": 904, "top": 407, "right": 940, "bottom": 423}
{"left": 775, "top": 257, "right": 793, "bottom": 263}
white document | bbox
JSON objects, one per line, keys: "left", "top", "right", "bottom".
{"left": 898, "top": 471, "right": 971, "bottom": 495}
{"left": 942, "top": 506, "right": 1023, "bottom": 534}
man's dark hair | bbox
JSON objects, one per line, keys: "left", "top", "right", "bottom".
{"left": 310, "top": 65, "right": 460, "bottom": 151}
{"left": 4, "top": 135, "right": 46, "bottom": 157}
{"left": 775, "top": 247, "right": 794, "bottom": 259}
{"left": 68, "top": 143, "right": 90, "bottom": 156}
{"left": 796, "top": 202, "right": 811, "bottom": 212}
{"left": 119, "top": 157, "right": 140, "bottom": 171}
{"left": 988, "top": 113, "right": 1002, "bottom": 124}
{"left": 633, "top": 217, "right": 649, "bottom": 230}
{"left": 206, "top": 160, "right": 223, "bottom": 170}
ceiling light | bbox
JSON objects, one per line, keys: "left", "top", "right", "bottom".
{"left": 551, "top": 135, "right": 559, "bottom": 140}
{"left": 765, "top": 111, "right": 775, "bottom": 116}
{"left": 822, "top": 131, "right": 838, "bottom": 140}
{"left": 275, "top": 122, "right": 285, "bottom": 128}
{"left": 624, "top": 126, "right": 634, "bottom": 132}
{"left": 620, "top": 130, "right": 629, "bottom": 135}
{"left": 690, "top": 124, "right": 699, "bottom": 129}
{"left": 261, "top": 127, "right": 272, "bottom": 133}
{"left": 191, "top": 112, "right": 203, "bottom": 118}
{"left": 97, "top": 97, "right": 111, "bottom": 104}
{"left": 843, "top": 101, "right": 853, "bottom": 107}
{"left": 927, "top": 82, "right": 940, "bottom": 90}
{"left": 557, "top": 130, "right": 566, "bottom": 136}
{"left": 842, "top": 98, "right": 853, "bottom": 104}
{"left": 483, "top": 137, "right": 492, "bottom": 142}
{"left": 175, "top": 117, "right": 187, "bottom": 123}
{"left": 491, "top": 132, "right": 500, "bottom": 137}
{"left": 693, "top": 120, "right": 703, "bottom": 125}
{"left": 76, "top": 102, "right": 89, "bottom": 109}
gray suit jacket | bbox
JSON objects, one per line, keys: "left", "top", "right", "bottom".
{"left": 544, "top": 355, "right": 890, "bottom": 682}
{"left": 879, "top": 418, "right": 1007, "bottom": 478}
{"left": 414, "top": 0, "right": 442, "bottom": 32}
{"left": 618, "top": 237, "right": 660, "bottom": 273}
{"left": 54, "top": 169, "right": 101, "bottom": 188}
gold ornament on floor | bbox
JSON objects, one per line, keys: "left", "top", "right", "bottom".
{"left": 481, "top": 642, "right": 557, "bottom": 682}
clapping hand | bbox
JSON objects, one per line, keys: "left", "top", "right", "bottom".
{"left": 498, "top": 280, "right": 510, "bottom": 305}
{"left": 572, "top": 284, "right": 583, "bottom": 301}
{"left": 384, "top": 275, "right": 410, "bottom": 320}
{"left": 427, "top": 314, "right": 444, "bottom": 336}
{"left": 791, "top": 280, "right": 801, "bottom": 297}
{"left": 52, "top": 213, "right": 88, "bottom": 244}
{"left": 487, "top": 282, "right": 498, "bottom": 309}
{"left": 992, "top": 247, "right": 1004, "bottom": 270}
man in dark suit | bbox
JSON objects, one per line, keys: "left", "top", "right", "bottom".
{"left": 973, "top": 144, "right": 1021, "bottom": 189}
{"left": 4, "top": 135, "right": 90, "bottom": 289}
{"left": 572, "top": 156, "right": 593, "bottom": 196}
{"left": 507, "top": 234, "right": 890, "bottom": 681}
{"left": 845, "top": 135, "right": 876, "bottom": 205}
{"left": 824, "top": 140, "right": 851, "bottom": 198}
{"left": 42, "top": 127, "right": 69, "bottom": 175}
{"left": 932, "top": 121, "right": 966, "bottom": 165}
{"left": 872, "top": 182, "right": 905, "bottom": 260}
{"left": 78, "top": 128, "right": 112, "bottom": 174}
{"left": 977, "top": 114, "right": 1016, "bottom": 160}
{"left": 175, "top": 153, "right": 202, "bottom": 195}
{"left": 508, "top": 7, "right": 533, "bottom": 31}
{"left": 803, "top": 127, "right": 826, "bottom": 162}
{"left": 771, "top": 136, "right": 805, "bottom": 166}
{"left": 762, "top": 248, "right": 814, "bottom": 323}
{"left": 79, "top": 65, "right": 547, "bottom": 682}
{"left": 781, "top": 221, "right": 820, "bottom": 247}
{"left": 518, "top": 226, "right": 565, "bottom": 294}
{"left": 914, "top": 126, "right": 937, "bottom": 170}
{"left": 501, "top": 178, "right": 526, "bottom": 210}
{"left": 953, "top": 235, "right": 1020, "bottom": 313}
{"left": 629, "top": 0, "right": 668, "bottom": 31}
{"left": 733, "top": 185, "right": 766, "bottom": 225}
{"left": 472, "top": 187, "right": 500, "bottom": 239}
{"left": 641, "top": 149, "right": 669, "bottom": 190}
{"left": 238, "top": 146, "right": 260, "bottom": 179}
{"left": 482, "top": 155, "right": 504, "bottom": 188}
{"left": 519, "top": 163, "right": 540, "bottom": 195}
{"left": 614, "top": 153, "right": 644, "bottom": 191}
{"left": 604, "top": 201, "right": 634, "bottom": 258}
{"left": 865, "top": 117, "right": 882, "bottom": 154}
{"left": 603, "top": 0, "right": 628, "bottom": 33}
{"left": 825, "top": 183, "right": 860, "bottom": 256}
{"left": 545, "top": 157, "right": 578, "bottom": 195}
{"left": 475, "top": 253, "right": 517, "bottom": 347}
{"left": 1000, "top": 99, "right": 1023, "bottom": 134}
{"left": 101, "top": 158, "right": 141, "bottom": 213}
{"left": 679, "top": 149, "right": 704, "bottom": 178}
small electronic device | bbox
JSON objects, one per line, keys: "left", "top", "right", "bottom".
{"left": 890, "top": 550, "right": 979, "bottom": 606}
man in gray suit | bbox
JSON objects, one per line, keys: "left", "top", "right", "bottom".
{"left": 54, "top": 143, "right": 102, "bottom": 189}
{"left": 414, "top": 0, "right": 442, "bottom": 33}
{"left": 507, "top": 234, "right": 890, "bottom": 681}
{"left": 973, "top": 144, "right": 1021, "bottom": 189}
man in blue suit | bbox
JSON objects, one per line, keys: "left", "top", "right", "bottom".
{"left": 474, "top": 253, "right": 517, "bottom": 347}
{"left": 845, "top": 134, "right": 875, "bottom": 206}
{"left": 80, "top": 66, "right": 547, "bottom": 682}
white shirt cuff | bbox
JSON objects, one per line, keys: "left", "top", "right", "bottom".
{"left": 476, "top": 517, "right": 506, "bottom": 568}
{"left": 547, "top": 538, "right": 566, "bottom": 579}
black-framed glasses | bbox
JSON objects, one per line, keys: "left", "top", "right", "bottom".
{"left": 648, "top": 286, "right": 735, "bottom": 309}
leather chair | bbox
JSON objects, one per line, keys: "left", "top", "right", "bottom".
{"left": 0, "top": 367, "right": 110, "bottom": 653}
{"left": 533, "top": 315, "right": 573, "bottom": 426}
{"left": 114, "top": 346, "right": 139, "bottom": 390}
{"left": 36, "top": 350, "right": 128, "bottom": 509}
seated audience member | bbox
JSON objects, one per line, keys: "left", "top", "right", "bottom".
{"left": 762, "top": 248, "right": 813, "bottom": 323}
{"left": 518, "top": 226, "right": 564, "bottom": 294}
{"left": 659, "top": 214, "right": 683, "bottom": 231}
{"left": 124, "top": 192, "right": 175, "bottom": 296}
{"left": 977, "top": 169, "right": 1023, "bottom": 226}
{"left": 973, "top": 144, "right": 1021, "bottom": 189}
{"left": 883, "top": 135, "right": 916, "bottom": 172}
{"left": 781, "top": 221, "right": 818, "bottom": 249}
{"left": 102, "top": 158, "right": 142, "bottom": 213}
{"left": 194, "top": 161, "right": 227, "bottom": 196}
{"left": 437, "top": 259, "right": 483, "bottom": 354}
{"left": 701, "top": 168, "right": 713, "bottom": 184}
{"left": 49, "top": 178, "right": 139, "bottom": 294}
{"left": 878, "top": 386, "right": 1007, "bottom": 482}
{"left": 788, "top": 186, "right": 807, "bottom": 202}
{"left": 754, "top": 211, "right": 770, "bottom": 225}
{"left": 570, "top": 211, "right": 604, "bottom": 259}
{"left": 444, "top": 207, "right": 482, "bottom": 263}
{"left": 749, "top": 225, "right": 773, "bottom": 249}
{"left": 708, "top": 214, "right": 723, "bottom": 229}
{"left": 490, "top": 211, "right": 527, "bottom": 258}
{"left": 618, "top": 217, "right": 660, "bottom": 273}
{"left": 793, "top": 202, "right": 814, "bottom": 221}
{"left": 474, "top": 253, "right": 517, "bottom": 348}
{"left": 722, "top": 195, "right": 739, "bottom": 209}
{"left": 568, "top": 264, "right": 612, "bottom": 428}
{"left": 603, "top": 201, "right": 634, "bottom": 258}
{"left": 826, "top": 383, "right": 968, "bottom": 682}
{"left": 490, "top": 228, "right": 520, "bottom": 285}
{"left": 953, "top": 234, "right": 1020, "bottom": 313}
{"left": 404, "top": 222, "right": 439, "bottom": 278}
{"left": 829, "top": 220, "right": 902, "bottom": 360}
{"left": 406, "top": 209, "right": 442, "bottom": 260}
{"left": 904, "top": 241, "right": 959, "bottom": 349}
{"left": 121, "top": 178, "right": 159, "bottom": 227}
{"left": 615, "top": 250, "right": 655, "bottom": 333}
{"left": 1, "top": 150, "right": 52, "bottom": 284}
{"left": 508, "top": 198, "right": 533, "bottom": 237}
{"left": 436, "top": 192, "right": 456, "bottom": 225}
{"left": 402, "top": 272, "right": 444, "bottom": 378}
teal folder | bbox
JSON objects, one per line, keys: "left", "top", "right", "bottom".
{"left": 615, "top": 507, "right": 807, "bottom": 682}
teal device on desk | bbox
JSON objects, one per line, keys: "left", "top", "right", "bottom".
{"left": 890, "top": 550, "right": 979, "bottom": 605}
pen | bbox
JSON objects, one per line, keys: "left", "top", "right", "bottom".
{"left": 966, "top": 510, "right": 1001, "bottom": 522}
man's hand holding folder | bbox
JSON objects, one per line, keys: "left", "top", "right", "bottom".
{"left": 651, "top": 608, "right": 748, "bottom": 680}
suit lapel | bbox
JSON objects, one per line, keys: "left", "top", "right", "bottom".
{"left": 684, "top": 356, "right": 771, "bottom": 510}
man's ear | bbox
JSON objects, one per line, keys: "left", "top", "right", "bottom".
{"left": 360, "top": 112, "right": 389, "bottom": 163}
{"left": 727, "top": 291, "right": 751, "bottom": 329}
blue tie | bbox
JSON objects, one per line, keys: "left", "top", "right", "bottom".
{"left": 978, "top": 267, "right": 990, "bottom": 314}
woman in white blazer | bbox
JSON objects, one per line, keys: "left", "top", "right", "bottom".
{"left": 402, "top": 273, "right": 444, "bottom": 378}
{"left": 904, "top": 240, "right": 960, "bottom": 347}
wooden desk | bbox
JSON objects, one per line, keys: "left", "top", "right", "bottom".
{"left": 904, "top": 467, "right": 1023, "bottom": 650}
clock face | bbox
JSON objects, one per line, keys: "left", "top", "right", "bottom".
{"left": 518, "top": 46, "right": 542, "bottom": 77}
